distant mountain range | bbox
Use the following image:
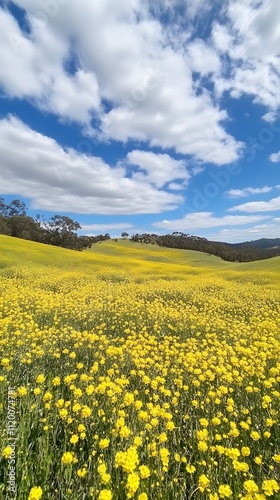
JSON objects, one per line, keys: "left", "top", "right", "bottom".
{"left": 227, "top": 238, "right": 280, "bottom": 250}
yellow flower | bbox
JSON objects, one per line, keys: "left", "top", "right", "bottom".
{"left": 59, "top": 408, "right": 68, "bottom": 419}
{"left": 138, "top": 494, "right": 148, "bottom": 500}
{"left": 1, "top": 358, "right": 10, "bottom": 367}
{"left": 70, "top": 434, "right": 79, "bottom": 444}
{"left": 126, "top": 472, "right": 140, "bottom": 498}
{"left": 198, "top": 441, "right": 208, "bottom": 452}
{"left": 99, "top": 438, "right": 110, "bottom": 449}
{"left": 212, "top": 417, "right": 221, "bottom": 426}
{"left": 198, "top": 474, "right": 210, "bottom": 492}
{"left": 159, "top": 448, "right": 169, "bottom": 467}
{"left": 244, "top": 480, "right": 259, "bottom": 493}
{"left": 218, "top": 484, "right": 233, "bottom": 498}
{"left": 98, "top": 490, "right": 112, "bottom": 500}
{"left": 98, "top": 463, "right": 107, "bottom": 475}
{"left": 28, "top": 486, "right": 43, "bottom": 500}
{"left": 199, "top": 418, "right": 209, "bottom": 427}
{"left": 119, "top": 425, "right": 131, "bottom": 439}
{"left": 166, "top": 421, "right": 175, "bottom": 431}
{"left": 17, "top": 386, "right": 28, "bottom": 397}
{"left": 2, "top": 446, "right": 13, "bottom": 459}
{"left": 158, "top": 432, "right": 167, "bottom": 443}
{"left": 250, "top": 431, "right": 260, "bottom": 441}
{"left": 134, "top": 436, "right": 142, "bottom": 447}
{"left": 52, "top": 377, "right": 61, "bottom": 386}
{"left": 36, "top": 374, "right": 46, "bottom": 384}
{"left": 233, "top": 461, "right": 249, "bottom": 472}
{"left": 197, "top": 429, "right": 208, "bottom": 440}
{"left": 186, "top": 464, "right": 196, "bottom": 474}
{"left": 61, "top": 452, "right": 75, "bottom": 464}
{"left": 139, "top": 465, "right": 150, "bottom": 478}
{"left": 73, "top": 403, "right": 81, "bottom": 413}
{"left": 77, "top": 467, "right": 87, "bottom": 478}
{"left": 43, "top": 391, "right": 52, "bottom": 402}
{"left": 81, "top": 405, "right": 92, "bottom": 418}
{"left": 124, "top": 392, "right": 135, "bottom": 405}
{"left": 262, "top": 479, "right": 279, "bottom": 496}
{"left": 101, "top": 474, "right": 111, "bottom": 484}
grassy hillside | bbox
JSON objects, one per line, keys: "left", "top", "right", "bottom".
{"left": 1, "top": 235, "right": 280, "bottom": 278}
{"left": 0, "top": 235, "right": 280, "bottom": 499}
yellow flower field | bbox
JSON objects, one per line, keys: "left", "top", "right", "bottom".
{"left": 0, "top": 236, "right": 280, "bottom": 499}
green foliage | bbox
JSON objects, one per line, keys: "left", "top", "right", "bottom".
{"left": 0, "top": 199, "right": 109, "bottom": 251}
{"left": 130, "top": 232, "right": 280, "bottom": 263}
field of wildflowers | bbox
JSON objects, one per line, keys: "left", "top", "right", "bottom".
{"left": 0, "top": 236, "right": 280, "bottom": 499}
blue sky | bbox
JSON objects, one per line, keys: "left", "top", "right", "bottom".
{"left": 0, "top": 0, "right": 280, "bottom": 242}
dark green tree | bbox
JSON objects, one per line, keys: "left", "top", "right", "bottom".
{"left": 0, "top": 215, "right": 10, "bottom": 235}
{"left": 6, "top": 215, "right": 40, "bottom": 239}
{"left": 45, "top": 215, "right": 82, "bottom": 249}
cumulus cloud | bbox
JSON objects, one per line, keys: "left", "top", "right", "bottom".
{"left": 187, "top": 39, "right": 221, "bottom": 76}
{"left": 226, "top": 186, "right": 273, "bottom": 198}
{"left": 0, "top": 7, "right": 100, "bottom": 122}
{"left": 153, "top": 212, "right": 268, "bottom": 230}
{"left": 0, "top": 115, "right": 182, "bottom": 214}
{"left": 126, "top": 150, "right": 190, "bottom": 188}
{"left": 0, "top": 0, "right": 243, "bottom": 164}
{"left": 228, "top": 196, "right": 280, "bottom": 213}
{"left": 81, "top": 223, "right": 134, "bottom": 233}
{"left": 270, "top": 151, "right": 280, "bottom": 163}
{"left": 212, "top": 0, "right": 280, "bottom": 120}
{"left": 210, "top": 219, "right": 280, "bottom": 243}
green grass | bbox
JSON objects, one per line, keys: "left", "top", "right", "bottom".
{"left": 1, "top": 235, "right": 280, "bottom": 275}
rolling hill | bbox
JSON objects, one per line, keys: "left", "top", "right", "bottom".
{"left": 1, "top": 235, "right": 280, "bottom": 277}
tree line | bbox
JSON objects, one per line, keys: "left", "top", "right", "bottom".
{"left": 1, "top": 199, "right": 279, "bottom": 261}
{"left": 129, "top": 232, "right": 280, "bottom": 262}
{"left": 0, "top": 199, "right": 109, "bottom": 250}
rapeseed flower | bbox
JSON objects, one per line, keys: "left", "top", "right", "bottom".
{"left": 2, "top": 446, "right": 13, "bottom": 459}
{"left": 28, "top": 487, "right": 43, "bottom": 500}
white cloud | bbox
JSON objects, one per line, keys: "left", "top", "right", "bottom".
{"left": 153, "top": 212, "right": 268, "bottom": 230}
{"left": 210, "top": 220, "right": 280, "bottom": 243}
{"left": 99, "top": 57, "right": 241, "bottom": 165}
{"left": 226, "top": 186, "right": 272, "bottom": 198}
{"left": 212, "top": 22, "right": 232, "bottom": 53}
{"left": 0, "top": 0, "right": 242, "bottom": 164}
{"left": 81, "top": 223, "right": 134, "bottom": 233}
{"left": 126, "top": 150, "right": 190, "bottom": 188}
{"left": 41, "top": 70, "right": 100, "bottom": 123}
{"left": 0, "top": 115, "right": 182, "bottom": 214}
{"left": 229, "top": 196, "right": 280, "bottom": 213}
{"left": 187, "top": 39, "right": 221, "bottom": 76}
{"left": 270, "top": 151, "right": 280, "bottom": 163}
{"left": 0, "top": 7, "right": 100, "bottom": 122}
{"left": 168, "top": 182, "right": 186, "bottom": 191}
{"left": 212, "top": 0, "right": 280, "bottom": 119}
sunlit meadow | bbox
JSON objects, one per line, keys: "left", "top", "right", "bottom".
{"left": 0, "top": 236, "right": 280, "bottom": 500}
